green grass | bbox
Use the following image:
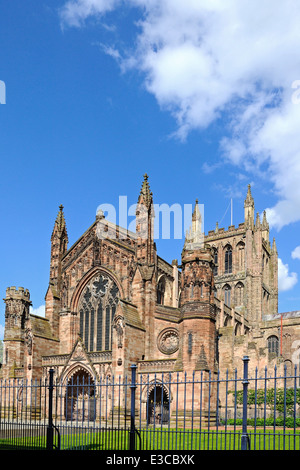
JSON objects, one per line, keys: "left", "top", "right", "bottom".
{"left": 1, "top": 426, "right": 300, "bottom": 450}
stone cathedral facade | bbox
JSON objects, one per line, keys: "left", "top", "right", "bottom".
{"left": 2, "top": 175, "right": 300, "bottom": 394}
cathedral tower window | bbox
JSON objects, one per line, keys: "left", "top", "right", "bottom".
{"left": 78, "top": 273, "right": 119, "bottom": 352}
{"left": 223, "top": 284, "right": 231, "bottom": 307}
{"left": 236, "top": 242, "right": 245, "bottom": 271}
{"left": 235, "top": 282, "right": 244, "bottom": 306}
{"left": 213, "top": 249, "right": 218, "bottom": 276}
{"left": 224, "top": 246, "right": 232, "bottom": 274}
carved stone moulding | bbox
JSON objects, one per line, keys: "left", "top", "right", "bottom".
{"left": 157, "top": 328, "right": 179, "bottom": 355}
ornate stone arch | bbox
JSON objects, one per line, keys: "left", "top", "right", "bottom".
{"left": 141, "top": 379, "right": 172, "bottom": 404}
{"left": 70, "top": 266, "right": 124, "bottom": 313}
{"left": 141, "top": 379, "right": 172, "bottom": 425}
{"left": 63, "top": 364, "right": 97, "bottom": 422}
{"left": 62, "top": 362, "right": 96, "bottom": 387}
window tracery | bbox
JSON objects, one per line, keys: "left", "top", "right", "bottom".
{"left": 78, "top": 273, "right": 119, "bottom": 352}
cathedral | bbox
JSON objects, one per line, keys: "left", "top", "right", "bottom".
{"left": 2, "top": 175, "right": 300, "bottom": 389}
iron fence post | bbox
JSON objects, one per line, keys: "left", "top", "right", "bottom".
{"left": 46, "top": 368, "right": 54, "bottom": 451}
{"left": 241, "top": 356, "right": 250, "bottom": 450}
{"left": 130, "top": 364, "right": 137, "bottom": 451}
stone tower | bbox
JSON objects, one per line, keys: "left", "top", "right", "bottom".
{"left": 2, "top": 287, "right": 32, "bottom": 378}
{"left": 178, "top": 201, "right": 217, "bottom": 374}
{"left": 132, "top": 174, "right": 157, "bottom": 359}
{"left": 244, "top": 184, "right": 255, "bottom": 228}
{"left": 45, "top": 204, "right": 68, "bottom": 339}
{"left": 205, "top": 184, "right": 278, "bottom": 328}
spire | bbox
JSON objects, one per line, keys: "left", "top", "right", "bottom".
{"left": 272, "top": 237, "right": 277, "bottom": 254}
{"left": 245, "top": 184, "right": 254, "bottom": 206}
{"left": 53, "top": 204, "right": 67, "bottom": 237}
{"left": 245, "top": 184, "right": 254, "bottom": 203}
{"left": 261, "top": 210, "right": 270, "bottom": 242}
{"left": 136, "top": 174, "right": 155, "bottom": 264}
{"left": 255, "top": 212, "right": 261, "bottom": 230}
{"left": 244, "top": 184, "right": 255, "bottom": 228}
{"left": 261, "top": 210, "right": 269, "bottom": 230}
{"left": 138, "top": 173, "right": 153, "bottom": 209}
{"left": 192, "top": 198, "right": 202, "bottom": 231}
{"left": 49, "top": 205, "right": 68, "bottom": 286}
{"left": 184, "top": 199, "right": 204, "bottom": 250}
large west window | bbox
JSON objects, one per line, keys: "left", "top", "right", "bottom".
{"left": 78, "top": 273, "right": 119, "bottom": 352}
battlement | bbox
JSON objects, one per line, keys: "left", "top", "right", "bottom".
{"left": 5, "top": 286, "right": 31, "bottom": 301}
{"left": 206, "top": 222, "right": 246, "bottom": 239}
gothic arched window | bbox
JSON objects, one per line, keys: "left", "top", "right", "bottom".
{"left": 78, "top": 273, "right": 119, "bottom": 352}
{"left": 224, "top": 246, "right": 232, "bottom": 274}
{"left": 235, "top": 282, "right": 244, "bottom": 306}
{"left": 268, "top": 336, "right": 279, "bottom": 356}
{"left": 223, "top": 284, "right": 231, "bottom": 307}
{"left": 213, "top": 248, "right": 218, "bottom": 276}
{"left": 157, "top": 276, "right": 166, "bottom": 305}
{"left": 236, "top": 242, "right": 245, "bottom": 271}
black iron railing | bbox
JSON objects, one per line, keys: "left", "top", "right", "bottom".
{"left": 0, "top": 357, "right": 300, "bottom": 451}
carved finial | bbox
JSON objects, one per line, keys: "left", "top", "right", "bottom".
{"left": 138, "top": 173, "right": 153, "bottom": 209}
{"left": 245, "top": 184, "right": 254, "bottom": 205}
{"left": 52, "top": 204, "right": 67, "bottom": 238}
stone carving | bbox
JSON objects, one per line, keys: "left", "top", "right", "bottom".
{"left": 158, "top": 328, "right": 179, "bottom": 355}
{"left": 25, "top": 328, "right": 33, "bottom": 355}
{"left": 113, "top": 316, "right": 124, "bottom": 348}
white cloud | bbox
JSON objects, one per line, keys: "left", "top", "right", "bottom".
{"left": 30, "top": 305, "right": 45, "bottom": 317}
{"left": 0, "top": 324, "right": 4, "bottom": 341}
{"left": 278, "top": 258, "right": 298, "bottom": 292}
{"left": 292, "top": 246, "right": 300, "bottom": 260}
{"left": 60, "top": 0, "right": 120, "bottom": 27}
{"left": 60, "top": 0, "right": 300, "bottom": 229}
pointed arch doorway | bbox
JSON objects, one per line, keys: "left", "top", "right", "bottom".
{"left": 147, "top": 384, "right": 170, "bottom": 425}
{"left": 65, "top": 368, "right": 96, "bottom": 422}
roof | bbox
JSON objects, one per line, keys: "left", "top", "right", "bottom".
{"left": 263, "top": 311, "right": 300, "bottom": 321}
{"left": 30, "top": 314, "right": 56, "bottom": 340}
{"left": 119, "top": 299, "right": 145, "bottom": 331}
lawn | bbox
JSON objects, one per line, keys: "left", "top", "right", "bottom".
{"left": 1, "top": 426, "right": 300, "bottom": 450}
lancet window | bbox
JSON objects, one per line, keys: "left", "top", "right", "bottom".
{"left": 268, "top": 336, "right": 279, "bottom": 356}
{"left": 213, "top": 248, "right": 218, "bottom": 276}
{"left": 224, "top": 246, "right": 232, "bottom": 274}
{"left": 78, "top": 273, "right": 119, "bottom": 352}
{"left": 157, "top": 276, "right": 166, "bottom": 305}
{"left": 223, "top": 284, "right": 231, "bottom": 307}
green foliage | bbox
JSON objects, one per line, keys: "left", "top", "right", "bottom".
{"left": 226, "top": 417, "right": 300, "bottom": 427}
{"left": 229, "top": 387, "right": 300, "bottom": 417}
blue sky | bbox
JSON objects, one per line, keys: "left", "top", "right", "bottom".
{"left": 1, "top": 1, "right": 300, "bottom": 338}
